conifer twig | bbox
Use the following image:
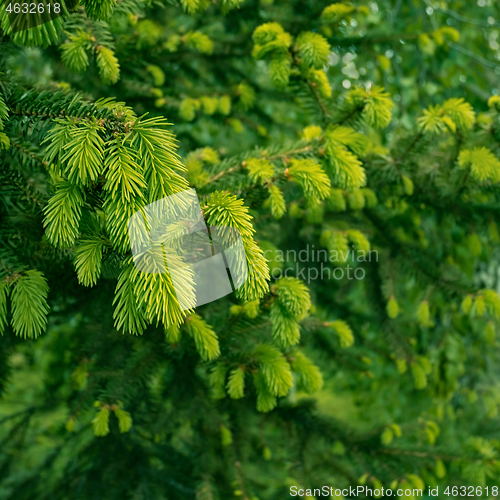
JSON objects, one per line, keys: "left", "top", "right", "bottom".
{"left": 205, "top": 146, "right": 313, "bottom": 185}
{"left": 396, "top": 131, "right": 423, "bottom": 163}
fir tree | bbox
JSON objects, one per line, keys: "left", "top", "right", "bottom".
{"left": 2, "top": 1, "right": 500, "bottom": 499}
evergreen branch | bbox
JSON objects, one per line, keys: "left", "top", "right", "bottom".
{"left": 0, "top": 168, "right": 46, "bottom": 209}
{"left": 205, "top": 145, "right": 313, "bottom": 186}
{"left": 294, "top": 59, "right": 330, "bottom": 122}
{"left": 10, "top": 270, "right": 49, "bottom": 339}
{"left": 450, "top": 129, "right": 464, "bottom": 170}
{"left": 7, "top": 87, "right": 133, "bottom": 128}
{"left": 206, "top": 164, "right": 241, "bottom": 184}
{"left": 395, "top": 131, "right": 423, "bottom": 163}
{"left": 10, "top": 140, "right": 48, "bottom": 168}
{"left": 336, "top": 104, "right": 364, "bottom": 126}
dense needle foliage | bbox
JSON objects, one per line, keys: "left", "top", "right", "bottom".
{"left": 2, "top": 0, "right": 500, "bottom": 498}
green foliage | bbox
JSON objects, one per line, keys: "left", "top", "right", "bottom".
{"left": 324, "top": 141, "right": 366, "bottom": 190}
{"left": 418, "top": 98, "right": 475, "bottom": 134}
{"left": 83, "top": 0, "right": 116, "bottom": 21}
{"left": 9, "top": 271, "right": 49, "bottom": 339}
{"left": 267, "top": 184, "right": 286, "bottom": 219}
{"left": 237, "top": 81, "right": 256, "bottom": 110}
{"left": 245, "top": 157, "right": 274, "bottom": 185}
{"left": 112, "top": 261, "right": 147, "bottom": 335}
{"left": 295, "top": 32, "right": 330, "bottom": 69}
{"left": 184, "top": 31, "right": 213, "bottom": 54}
{"left": 302, "top": 125, "right": 322, "bottom": 140}
{"left": 254, "top": 343, "right": 293, "bottom": 398}
{"left": 243, "top": 299, "right": 260, "bottom": 318}
{"left": 442, "top": 98, "right": 475, "bottom": 130}
{"left": 136, "top": 268, "right": 186, "bottom": 328}
{"left": 196, "top": 476, "right": 219, "bottom": 500}
{"left": 103, "top": 139, "right": 146, "bottom": 202}
{"left": 347, "top": 229, "right": 370, "bottom": 252}
{"left": 327, "top": 188, "right": 346, "bottom": 211}
{"left": 328, "top": 319, "right": 354, "bottom": 348}
{"left": 61, "top": 31, "right": 92, "bottom": 73}
{"left": 347, "top": 189, "right": 365, "bottom": 210}
{"left": 185, "top": 314, "right": 220, "bottom": 361}
{"left": 64, "top": 120, "right": 105, "bottom": 184}
{"left": 381, "top": 426, "right": 392, "bottom": 445}
{"left": 271, "top": 277, "right": 310, "bottom": 346}
{"left": 92, "top": 406, "right": 110, "bottom": 437}
{"left": 146, "top": 64, "right": 165, "bottom": 86}
{"left": 204, "top": 191, "right": 269, "bottom": 301}
{"left": 252, "top": 22, "right": 292, "bottom": 60}
{"left": 482, "top": 289, "right": 500, "bottom": 319}
{"left": 0, "top": 281, "right": 8, "bottom": 335}
{"left": 361, "top": 188, "right": 378, "bottom": 207}
{"left": 0, "top": 132, "right": 9, "bottom": 150}
{"left": 218, "top": 95, "right": 231, "bottom": 115}
{"left": 289, "top": 349, "right": 323, "bottom": 393}
{"left": 411, "top": 357, "right": 432, "bottom": 391}
{"left": 74, "top": 237, "right": 106, "bottom": 287}
{"left": 387, "top": 296, "right": 400, "bottom": 319}
{"left": 269, "top": 54, "right": 292, "bottom": 90}
{"left": 362, "top": 86, "right": 394, "bottom": 128}
{"left": 0, "top": 7, "right": 66, "bottom": 47}
{"left": 307, "top": 68, "right": 332, "bottom": 99}
{"left": 96, "top": 46, "right": 120, "bottom": 85}
{"left": 411, "top": 362, "right": 427, "bottom": 390}
{"left": 0, "top": 93, "right": 9, "bottom": 131}
{"left": 402, "top": 175, "right": 414, "bottom": 195}
{"left": 253, "top": 371, "right": 276, "bottom": 412}
{"left": 416, "top": 300, "right": 430, "bottom": 326}
{"left": 180, "top": 0, "right": 210, "bottom": 15}
{"left": 3, "top": 0, "right": 500, "bottom": 497}
{"left": 458, "top": 147, "right": 500, "bottom": 183}
{"left": 220, "top": 424, "right": 232, "bottom": 446}
{"left": 43, "top": 181, "right": 85, "bottom": 247}
{"left": 208, "top": 363, "right": 227, "bottom": 400}
{"left": 287, "top": 158, "right": 331, "bottom": 202}
{"left": 326, "top": 125, "right": 370, "bottom": 156}
{"left": 321, "top": 3, "right": 355, "bottom": 22}
{"left": 324, "top": 230, "right": 350, "bottom": 263}
{"left": 114, "top": 405, "right": 133, "bottom": 433}
{"left": 227, "top": 367, "right": 245, "bottom": 399}
{"left": 130, "top": 116, "right": 188, "bottom": 200}
{"left": 340, "top": 86, "right": 393, "bottom": 129}
{"left": 435, "top": 460, "right": 446, "bottom": 479}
